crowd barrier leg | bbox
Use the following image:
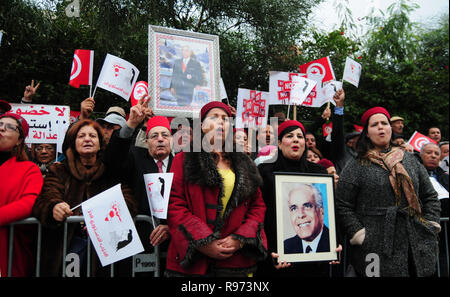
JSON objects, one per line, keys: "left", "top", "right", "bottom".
{"left": 7, "top": 217, "right": 42, "bottom": 277}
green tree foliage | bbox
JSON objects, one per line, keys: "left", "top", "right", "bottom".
{"left": 346, "top": 1, "right": 449, "bottom": 139}
{"left": 0, "top": 0, "right": 448, "bottom": 140}
{"left": 0, "top": 0, "right": 321, "bottom": 113}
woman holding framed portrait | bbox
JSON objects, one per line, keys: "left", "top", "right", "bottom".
{"left": 257, "top": 119, "right": 342, "bottom": 277}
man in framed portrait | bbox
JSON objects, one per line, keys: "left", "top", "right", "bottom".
{"left": 169, "top": 45, "right": 204, "bottom": 106}
{"left": 284, "top": 184, "right": 330, "bottom": 254}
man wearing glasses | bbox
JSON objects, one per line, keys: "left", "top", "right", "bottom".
{"left": 284, "top": 184, "right": 330, "bottom": 254}
{"left": 105, "top": 100, "right": 172, "bottom": 275}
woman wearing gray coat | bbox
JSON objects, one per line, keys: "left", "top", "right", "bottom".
{"left": 336, "top": 107, "right": 441, "bottom": 277}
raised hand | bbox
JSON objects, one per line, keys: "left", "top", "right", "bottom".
{"left": 80, "top": 97, "right": 95, "bottom": 120}
{"left": 23, "top": 80, "right": 41, "bottom": 102}
{"left": 127, "top": 95, "right": 151, "bottom": 129}
{"left": 333, "top": 88, "right": 345, "bottom": 107}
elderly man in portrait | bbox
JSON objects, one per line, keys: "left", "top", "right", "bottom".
{"left": 169, "top": 45, "right": 204, "bottom": 107}
{"left": 284, "top": 184, "right": 330, "bottom": 254}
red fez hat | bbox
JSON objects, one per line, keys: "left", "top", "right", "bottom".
{"left": 0, "top": 100, "right": 12, "bottom": 112}
{"left": 200, "top": 101, "right": 232, "bottom": 121}
{"left": 317, "top": 158, "right": 335, "bottom": 170}
{"left": 0, "top": 112, "right": 29, "bottom": 138}
{"left": 146, "top": 116, "right": 171, "bottom": 136}
{"left": 278, "top": 120, "right": 305, "bottom": 138}
{"left": 361, "top": 107, "right": 390, "bottom": 126}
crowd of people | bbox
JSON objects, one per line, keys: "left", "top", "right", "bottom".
{"left": 0, "top": 80, "right": 448, "bottom": 277}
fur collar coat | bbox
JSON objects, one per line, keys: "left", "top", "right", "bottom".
{"left": 32, "top": 148, "right": 136, "bottom": 276}
{"left": 165, "top": 151, "right": 268, "bottom": 276}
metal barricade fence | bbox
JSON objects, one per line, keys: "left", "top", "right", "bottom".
{"left": 6, "top": 216, "right": 449, "bottom": 277}
{"left": 6, "top": 215, "right": 160, "bottom": 277}
{"left": 436, "top": 217, "right": 449, "bottom": 277}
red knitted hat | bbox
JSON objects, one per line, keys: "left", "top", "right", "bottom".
{"left": 0, "top": 99, "right": 12, "bottom": 112}
{"left": 200, "top": 101, "right": 232, "bottom": 121}
{"left": 317, "top": 158, "right": 335, "bottom": 169}
{"left": 278, "top": 120, "right": 305, "bottom": 138}
{"left": 361, "top": 107, "right": 390, "bottom": 126}
{"left": 0, "top": 112, "right": 29, "bottom": 138}
{"left": 146, "top": 116, "right": 171, "bottom": 136}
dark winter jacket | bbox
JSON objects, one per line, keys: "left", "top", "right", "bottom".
{"left": 257, "top": 151, "right": 332, "bottom": 277}
{"left": 336, "top": 152, "right": 441, "bottom": 277}
{"left": 32, "top": 148, "right": 136, "bottom": 276}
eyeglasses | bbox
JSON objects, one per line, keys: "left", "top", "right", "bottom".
{"left": 35, "top": 146, "right": 55, "bottom": 152}
{"left": 148, "top": 132, "right": 171, "bottom": 140}
{"left": 0, "top": 121, "right": 19, "bottom": 133}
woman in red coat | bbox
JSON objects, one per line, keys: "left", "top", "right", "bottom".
{"left": 0, "top": 112, "right": 43, "bottom": 277}
{"left": 165, "top": 102, "right": 268, "bottom": 276}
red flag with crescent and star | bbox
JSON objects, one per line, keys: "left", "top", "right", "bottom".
{"left": 407, "top": 131, "right": 437, "bottom": 152}
{"left": 130, "top": 81, "right": 149, "bottom": 106}
{"left": 69, "top": 49, "right": 94, "bottom": 88}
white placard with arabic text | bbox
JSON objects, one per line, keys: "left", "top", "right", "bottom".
{"left": 10, "top": 103, "right": 70, "bottom": 145}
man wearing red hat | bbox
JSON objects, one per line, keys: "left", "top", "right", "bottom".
{"left": 105, "top": 97, "right": 173, "bottom": 275}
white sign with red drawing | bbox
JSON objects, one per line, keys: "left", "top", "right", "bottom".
{"left": 342, "top": 57, "right": 362, "bottom": 88}
{"left": 236, "top": 88, "right": 269, "bottom": 129}
{"left": 95, "top": 54, "right": 140, "bottom": 101}
{"left": 290, "top": 76, "right": 317, "bottom": 106}
{"left": 10, "top": 103, "right": 70, "bottom": 145}
{"left": 269, "top": 71, "right": 298, "bottom": 105}
{"left": 143, "top": 173, "right": 174, "bottom": 219}
{"left": 81, "top": 184, "right": 144, "bottom": 267}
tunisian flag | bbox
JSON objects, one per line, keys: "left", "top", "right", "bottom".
{"left": 69, "top": 49, "right": 94, "bottom": 88}
{"left": 407, "top": 131, "right": 437, "bottom": 152}
{"left": 298, "top": 56, "right": 336, "bottom": 84}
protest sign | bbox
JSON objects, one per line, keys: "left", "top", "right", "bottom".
{"left": 429, "top": 177, "right": 449, "bottom": 200}
{"left": 81, "top": 184, "right": 144, "bottom": 267}
{"left": 10, "top": 103, "right": 70, "bottom": 145}
{"left": 269, "top": 71, "right": 299, "bottom": 105}
{"left": 130, "top": 81, "right": 149, "bottom": 107}
{"left": 407, "top": 131, "right": 437, "bottom": 152}
{"left": 94, "top": 53, "right": 139, "bottom": 101}
{"left": 342, "top": 57, "right": 362, "bottom": 87}
{"left": 236, "top": 88, "right": 269, "bottom": 129}
{"left": 143, "top": 173, "right": 174, "bottom": 219}
{"left": 69, "top": 49, "right": 94, "bottom": 89}
{"left": 290, "top": 76, "right": 317, "bottom": 106}
{"left": 323, "top": 122, "right": 333, "bottom": 137}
